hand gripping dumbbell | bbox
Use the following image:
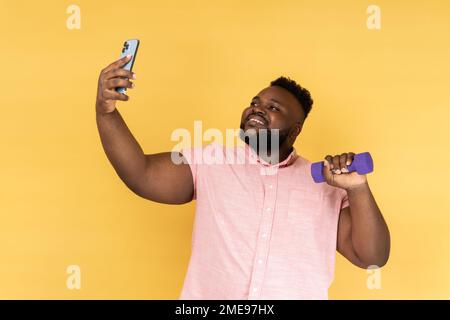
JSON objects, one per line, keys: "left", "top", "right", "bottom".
{"left": 311, "top": 152, "right": 374, "bottom": 183}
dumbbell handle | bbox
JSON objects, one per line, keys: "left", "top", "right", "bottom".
{"left": 311, "top": 152, "right": 374, "bottom": 183}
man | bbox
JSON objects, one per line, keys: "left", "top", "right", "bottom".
{"left": 96, "top": 55, "right": 390, "bottom": 299}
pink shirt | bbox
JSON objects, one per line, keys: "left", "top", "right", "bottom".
{"left": 179, "top": 142, "right": 349, "bottom": 300}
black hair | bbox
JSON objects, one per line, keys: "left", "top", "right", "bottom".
{"left": 270, "top": 76, "right": 313, "bottom": 119}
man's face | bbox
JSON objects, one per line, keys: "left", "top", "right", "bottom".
{"left": 239, "top": 86, "right": 305, "bottom": 149}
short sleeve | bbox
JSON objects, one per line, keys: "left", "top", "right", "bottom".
{"left": 340, "top": 189, "right": 349, "bottom": 210}
{"left": 179, "top": 147, "right": 200, "bottom": 200}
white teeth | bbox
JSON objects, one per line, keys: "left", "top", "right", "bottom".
{"left": 249, "top": 118, "right": 265, "bottom": 125}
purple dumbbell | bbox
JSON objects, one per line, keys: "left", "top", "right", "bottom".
{"left": 311, "top": 152, "right": 374, "bottom": 183}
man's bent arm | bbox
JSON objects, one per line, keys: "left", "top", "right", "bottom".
{"left": 337, "top": 182, "right": 390, "bottom": 268}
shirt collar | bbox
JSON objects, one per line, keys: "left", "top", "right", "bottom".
{"left": 244, "top": 143, "right": 298, "bottom": 168}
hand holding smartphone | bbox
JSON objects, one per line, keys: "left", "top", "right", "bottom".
{"left": 96, "top": 39, "right": 140, "bottom": 114}
{"left": 116, "top": 39, "right": 140, "bottom": 94}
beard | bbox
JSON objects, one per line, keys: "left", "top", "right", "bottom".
{"left": 239, "top": 122, "right": 290, "bottom": 160}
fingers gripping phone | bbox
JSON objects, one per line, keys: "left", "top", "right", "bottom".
{"left": 116, "top": 39, "right": 139, "bottom": 94}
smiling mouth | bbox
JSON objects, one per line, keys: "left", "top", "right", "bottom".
{"left": 246, "top": 115, "right": 268, "bottom": 127}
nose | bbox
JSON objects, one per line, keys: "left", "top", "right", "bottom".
{"left": 251, "top": 103, "right": 267, "bottom": 116}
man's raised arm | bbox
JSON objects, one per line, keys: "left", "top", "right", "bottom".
{"left": 95, "top": 56, "right": 194, "bottom": 204}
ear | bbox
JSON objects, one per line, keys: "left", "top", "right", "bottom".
{"left": 290, "top": 122, "right": 303, "bottom": 138}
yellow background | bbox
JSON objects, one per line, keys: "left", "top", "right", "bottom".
{"left": 1, "top": 0, "right": 449, "bottom": 299}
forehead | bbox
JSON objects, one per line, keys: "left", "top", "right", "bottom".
{"left": 255, "top": 86, "right": 303, "bottom": 116}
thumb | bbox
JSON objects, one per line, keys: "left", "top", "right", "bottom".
{"left": 323, "top": 159, "right": 334, "bottom": 182}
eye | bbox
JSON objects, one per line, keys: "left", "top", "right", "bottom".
{"left": 250, "top": 101, "right": 258, "bottom": 107}
{"left": 269, "top": 105, "right": 280, "bottom": 111}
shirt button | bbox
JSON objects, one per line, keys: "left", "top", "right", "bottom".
{"left": 266, "top": 207, "right": 272, "bottom": 212}
{"left": 253, "top": 287, "right": 258, "bottom": 292}
{"left": 268, "top": 184, "right": 273, "bottom": 189}
{"left": 261, "top": 233, "right": 267, "bottom": 238}
{"left": 258, "top": 259, "right": 263, "bottom": 264}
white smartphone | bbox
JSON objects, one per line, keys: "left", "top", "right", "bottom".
{"left": 116, "top": 39, "right": 139, "bottom": 94}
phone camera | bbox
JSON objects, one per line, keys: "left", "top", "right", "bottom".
{"left": 122, "top": 42, "right": 130, "bottom": 54}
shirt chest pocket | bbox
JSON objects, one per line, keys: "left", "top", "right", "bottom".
{"left": 287, "top": 189, "right": 322, "bottom": 223}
